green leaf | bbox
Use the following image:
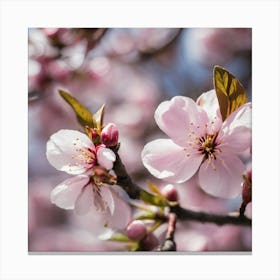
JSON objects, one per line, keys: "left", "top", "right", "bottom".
{"left": 107, "top": 233, "right": 131, "bottom": 242}
{"left": 140, "top": 190, "right": 169, "bottom": 207}
{"left": 213, "top": 66, "right": 247, "bottom": 121}
{"left": 59, "top": 89, "right": 96, "bottom": 128}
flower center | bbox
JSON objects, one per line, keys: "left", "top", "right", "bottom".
{"left": 71, "top": 137, "right": 97, "bottom": 167}
{"left": 198, "top": 133, "right": 218, "bottom": 159}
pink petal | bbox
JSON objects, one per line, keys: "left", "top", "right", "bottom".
{"left": 155, "top": 96, "right": 208, "bottom": 146}
{"left": 50, "top": 175, "right": 90, "bottom": 209}
{"left": 100, "top": 185, "right": 115, "bottom": 215}
{"left": 218, "top": 103, "right": 252, "bottom": 153}
{"left": 74, "top": 183, "right": 93, "bottom": 215}
{"left": 199, "top": 153, "right": 245, "bottom": 198}
{"left": 218, "top": 126, "right": 252, "bottom": 154}
{"left": 46, "top": 129, "right": 95, "bottom": 175}
{"left": 97, "top": 146, "right": 116, "bottom": 170}
{"left": 142, "top": 139, "right": 203, "bottom": 183}
{"left": 196, "top": 89, "right": 222, "bottom": 134}
{"left": 224, "top": 102, "right": 252, "bottom": 129}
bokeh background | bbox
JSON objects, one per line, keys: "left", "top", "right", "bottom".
{"left": 28, "top": 28, "right": 252, "bottom": 252}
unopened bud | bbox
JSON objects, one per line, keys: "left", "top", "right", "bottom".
{"left": 242, "top": 170, "right": 252, "bottom": 205}
{"left": 126, "top": 220, "right": 147, "bottom": 241}
{"left": 101, "top": 123, "right": 119, "bottom": 147}
{"left": 162, "top": 184, "right": 178, "bottom": 202}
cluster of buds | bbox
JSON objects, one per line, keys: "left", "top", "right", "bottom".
{"left": 83, "top": 120, "right": 119, "bottom": 185}
{"left": 86, "top": 123, "right": 119, "bottom": 148}
{"left": 126, "top": 220, "right": 159, "bottom": 251}
{"left": 121, "top": 185, "right": 179, "bottom": 251}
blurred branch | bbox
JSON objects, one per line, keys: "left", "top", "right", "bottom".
{"left": 158, "top": 213, "right": 177, "bottom": 251}
{"left": 139, "top": 28, "right": 183, "bottom": 59}
{"left": 113, "top": 152, "right": 252, "bottom": 227}
{"left": 239, "top": 202, "right": 247, "bottom": 217}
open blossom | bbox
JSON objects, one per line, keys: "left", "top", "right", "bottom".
{"left": 141, "top": 90, "right": 251, "bottom": 198}
{"left": 46, "top": 129, "right": 116, "bottom": 215}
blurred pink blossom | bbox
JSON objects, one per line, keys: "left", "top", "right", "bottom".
{"left": 142, "top": 90, "right": 251, "bottom": 198}
{"left": 186, "top": 28, "right": 251, "bottom": 66}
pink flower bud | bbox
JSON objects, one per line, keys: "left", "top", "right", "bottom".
{"left": 126, "top": 220, "right": 147, "bottom": 241}
{"left": 161, "top": 184, "right": 179, "bottom": 202}
{"left": 242, "top": 170, "right": 252, "bottom": 205}
{"left": 101, "top": 123, "right": 119, "bottom": 147}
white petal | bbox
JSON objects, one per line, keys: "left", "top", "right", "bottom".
{"left": 93, "top": 190, "right": 107, "bottom": 212}
{"left": 74, "top": 183, "right": 93, "bottom": 215}
{"left": 100, "top": 185, "right": 115, "bottom": 215}
{"left": 97, "top": 146, "right": 116, "bottom": 170}
{"left": 50, "top": 175, "right": 90, "bottom": 209}
{"left": 199, "top": 153, "right": 245, "bottom": 198}
{"left": 46, "top": 129, "right": 95, "bottom": 175}
{"left": 98, "top": 188, "right": 132, "bottom": 231}
{"left": 196, "top": 89, "right": 218, "bottom": 116}
{"left": 70, "top": 187, "right": 131, "bottom": 238}
{"left": 142, "top": 139, "right": 203, "bottom": 183}
{"left": 155, "top": 96, "right": 208, "bottom": 146}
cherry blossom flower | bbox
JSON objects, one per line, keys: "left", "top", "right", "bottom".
{"left": 141, "top": 90, "right": 251, "bottom": 198}
{"left": 46, "top": 129, "right": 116, "bottom": 215}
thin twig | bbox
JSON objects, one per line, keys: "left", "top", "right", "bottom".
{"left": 239, "top": 202, "right": 247, "bottom": 217}
{"left": 159, "top": 213, "right": 177, "bottom": 251}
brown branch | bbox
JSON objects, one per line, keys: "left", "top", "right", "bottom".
{"left": 139, "top": 28, "right": 183, "bottom": 59}
{"left": 113, "top": 151, "right": 141, "bottom": 199}
{"left": 239, "top": 202, "right": 247, "bottom": 217}
{"left": 171, "top": 205, "right": 251, "bottom": 226}
{"left": 112, "top": 151, "right": 252, "bottom": 227}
